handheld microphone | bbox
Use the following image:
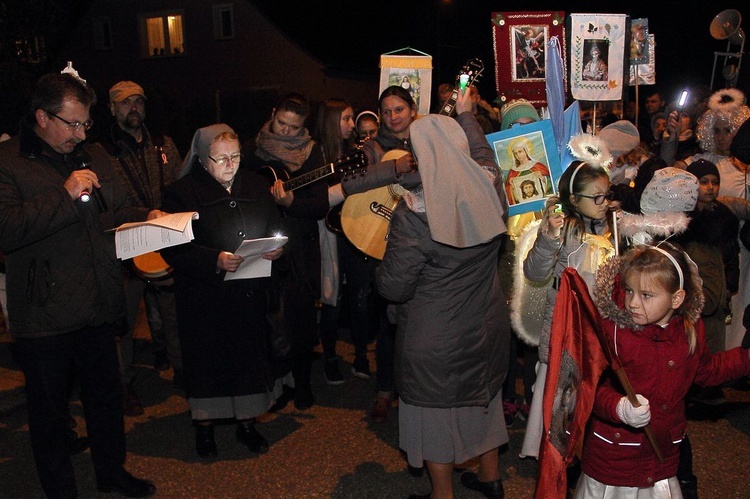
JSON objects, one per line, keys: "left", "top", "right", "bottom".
{"left": 71, "top": 149, "right": 107, "bottom": 212}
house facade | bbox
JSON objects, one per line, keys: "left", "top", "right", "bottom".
{"left": 55, "top": 0, "right": 379, "bottom": 150}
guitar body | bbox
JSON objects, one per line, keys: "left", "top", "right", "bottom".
{"left": 338, "top": 58, "right": 484, "bottom": 259}
{"left": 340, "top": 150, "right": 408, "bottom": 259}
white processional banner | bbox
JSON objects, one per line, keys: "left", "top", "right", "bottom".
{"left": 570, "top": 14, "right": 628, "bottom": 101}
{"left": 379, "top": 52, "right": 432, "bottom": 116}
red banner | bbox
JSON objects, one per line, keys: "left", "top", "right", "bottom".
{"left": 534, "top": 268, "right": 609, "bottom": 498}
{"left": 491, "top": 11, "right": 566, "bottom": 107}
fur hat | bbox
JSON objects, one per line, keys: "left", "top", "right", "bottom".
{"left": 686, "top": 159, "right": 720, "bottom": 181}
{"left": 639, "top": 167, "right": 698, "bottom": 215}
{"left": 731, "top": 118, "right": 750, "bottom": 164}
{"left": 598, "top": 120, "right": 640, "bottom": 157}
{"left": 500, "top": 99, "right": 539, "bottom": 130}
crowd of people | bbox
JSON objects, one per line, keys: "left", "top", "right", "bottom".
{"left": 1, "top": 61, "right": 750, "bottom": 499}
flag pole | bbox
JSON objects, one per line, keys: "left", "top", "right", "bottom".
{"left": 609, "top": 363, "right": 665, "bottom": 463}
{"left": 595, "top": 336, "right": 665, "bottom": 463}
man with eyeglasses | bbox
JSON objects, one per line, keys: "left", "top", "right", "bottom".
{"left": 0, "top": 70, "right": 160, "bottom": 497}
{"left": 98, "top": 81, "right": 183, "bottom": 416}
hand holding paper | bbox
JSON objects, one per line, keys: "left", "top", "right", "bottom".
{"left": 224, "top": 236, "right": 288, "bottom": 280}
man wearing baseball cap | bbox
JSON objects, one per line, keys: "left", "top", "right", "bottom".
{"left": 100, "top": 81, "right": 183, "bottom": 416}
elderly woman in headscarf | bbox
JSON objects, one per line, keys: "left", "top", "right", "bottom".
{"left": 161, "top": 124, "right": 284, "bottom": 459}
{"left": 376, "top": 88, "right": 510, "bottom": 499}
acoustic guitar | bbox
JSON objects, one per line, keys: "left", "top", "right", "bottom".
{"left": 256, "top": 151, "right": 366, "bottom": 192}
{"left": 339, "top": 58, "right": 485, "bottom": 260}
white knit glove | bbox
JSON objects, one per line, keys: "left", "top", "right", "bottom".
{"left": 616, "top": 394, "right": 651, "bottom": 428}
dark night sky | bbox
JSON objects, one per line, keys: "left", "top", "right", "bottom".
{"left": 256, "top": 1, "right": 750, "bottom": 102}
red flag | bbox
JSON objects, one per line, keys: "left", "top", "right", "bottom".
{"left": 534, "top": 268, "right": 609, "bottom": 498}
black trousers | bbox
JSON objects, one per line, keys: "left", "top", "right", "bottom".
{"left": 15, "top": 324, "right": 126, "bottom": 498}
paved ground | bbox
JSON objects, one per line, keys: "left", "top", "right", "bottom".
{"left": 1, "top": 308, "right": 750, "bottom": 498}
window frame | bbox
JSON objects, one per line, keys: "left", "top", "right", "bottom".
{"left": 138, "top": 10, "right": 186, "bottom": 59}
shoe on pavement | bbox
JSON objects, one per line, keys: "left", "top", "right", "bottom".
{"left": 153, "top": 350, "right": 170, "bottom": 371}
{"left": 351, "top": 356, "right": 371, "bottom": 379}
{"left": 123, "top": 383, "right": 144, "bottom": 417}
{"left": 370, "top": 396, "right": 392, "bottom": 423}
{"left": 460, "top": 471, "right": 505, "bottom": 498}
{"left": 97, "top": 469, "right": 156, "bottom": 497}
{"left": 324, "top": 358, "right": 345, "bottom": 385}
{"left": 236, "top": 421, "right": 269, "bottom": 454}
{"left": 502, "top": 400, "right": 517, "bottom": 428}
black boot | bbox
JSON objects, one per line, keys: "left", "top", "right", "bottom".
{"left": 677, "top": 436, "right": 698, "bottom": 499}
{"left": 292, "top": 353, "right": 314, "bottom": 410}
{"left": 194, "top": 423, "right": 217, "bottom": 458}
{"left": 236, "top": 420, "right": 269, "bottom": 454}
{"left": 460, "top": 471, "right": 504, "bottom": 498}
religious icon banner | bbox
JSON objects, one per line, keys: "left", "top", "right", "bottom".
{"left": 570, "top": 14, "right": 628, "bottom": 101}
{"left": 629, "top": 34, "right": 656, "bottom": 86}
{"left": 492, "top": 11, "right": 566, "bottom": 107}
{"left": 486, "top": 119, "right": 562, "bottom": 217}
{"left": 379, "top": 51, "right": 432, "bottom": 116}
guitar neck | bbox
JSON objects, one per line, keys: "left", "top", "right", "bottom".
{"left": 439, "top": 89, "right": 461, "bottom": 117}
{"left": 283, "top": 163, "right": 335, "bottom": 192}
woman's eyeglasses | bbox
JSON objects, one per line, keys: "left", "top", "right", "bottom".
{"left": 208, "top": 153, "right": 242, "bottom": 167}
{"left": 575, "top": 191, "right": 613, "bottom": 205}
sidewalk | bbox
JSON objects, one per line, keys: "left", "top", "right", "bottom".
{"left": 1, "top": 310, "right": 749, "bottom": 497}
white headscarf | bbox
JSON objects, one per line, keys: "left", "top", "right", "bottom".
{"left": 179, "top": 123, "right": 236, "bottom": 178}
{"left": 410, "top": 114, "right": 505, "bottom": 248}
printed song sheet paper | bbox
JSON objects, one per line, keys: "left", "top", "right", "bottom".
{"left": 113, "top": 212, "right": 199, "bottom": 259}
{"left": 224, "top": 236, "right": 288, "bottom": 280}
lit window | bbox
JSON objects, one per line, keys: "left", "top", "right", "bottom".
{"left": 140, "top": 11, "right": 185, "bottom": 57}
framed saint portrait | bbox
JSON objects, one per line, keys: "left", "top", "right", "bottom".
{"left": 512, "top": 25, "right": 548, "bottom": 81}
{"left": 570, "top": 13, "right": 628, "bottom": 101}
{"left": 492, "top": 11, "right": 566, "bottom": 107}
{"left": 486, "top": 119, "right": 562, "bottom": 216}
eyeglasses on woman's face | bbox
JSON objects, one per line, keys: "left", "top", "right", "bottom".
{"left": 208, "top": 152, "right": 242, "bottom": 167}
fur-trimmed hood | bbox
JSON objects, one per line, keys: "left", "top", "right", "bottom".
{"left": 594, "top": 252, "right": 705, "bottom": 330}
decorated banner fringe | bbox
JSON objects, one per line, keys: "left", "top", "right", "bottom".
{"left": 380, "top": 55, "right": 433, "bottom": 70}
{"left": 379, "top": 50, "right": 432, "bottom": 115}
{"left": 570, "top": 14, "right": 628, "bottom": 101}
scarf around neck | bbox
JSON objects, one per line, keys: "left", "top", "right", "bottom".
{"left": 255, "top": 120, "right": 314, "bottom": 171}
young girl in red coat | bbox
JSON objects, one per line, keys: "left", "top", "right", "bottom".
{"left": 575, "top": 243, "right": 750, "bottom": 498}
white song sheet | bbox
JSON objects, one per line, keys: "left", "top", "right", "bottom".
{"left": 113, "top": 212, "right": 199, "bottom": 260}
{"left": 224, "top": 236, "right": 288, "bottom": 280}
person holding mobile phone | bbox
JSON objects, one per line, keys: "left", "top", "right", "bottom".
{"left": 660, "top": 91, "right": 699, "bottom": 164}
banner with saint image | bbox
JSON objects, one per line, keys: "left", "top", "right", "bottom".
{"left": 379, "top": 50, "right": 432, "bottom": 116}
{"left": 570, "top": 14, "right": 628, "bottom": 101}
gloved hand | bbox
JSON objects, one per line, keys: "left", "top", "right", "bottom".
{"left": 616, "top": 394, "right": 651, "bottom": 428}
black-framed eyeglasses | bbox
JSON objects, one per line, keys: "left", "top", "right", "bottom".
{"left": 45, "top": 110, "right": 93, "bottom": 132}
{"left": 575, "top": 191, "right": 614, "bottom": 205}
{"left": 208, "top": 153, "right": 242, "bottom": 167}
